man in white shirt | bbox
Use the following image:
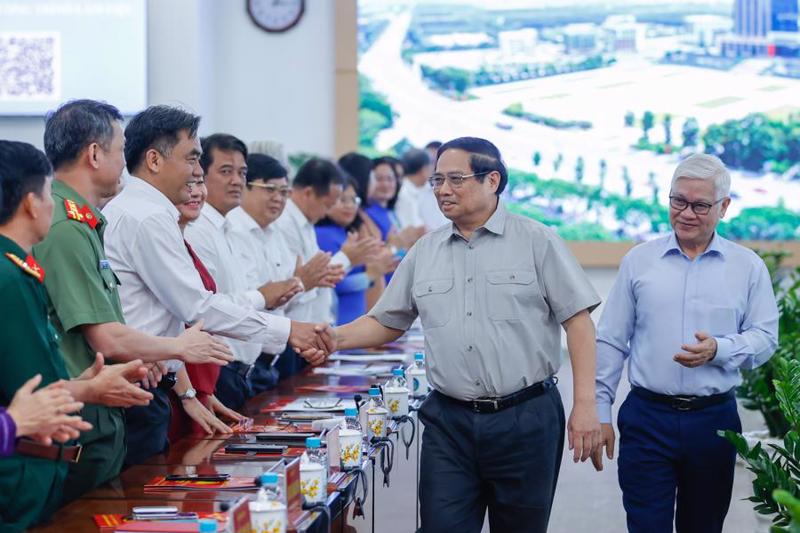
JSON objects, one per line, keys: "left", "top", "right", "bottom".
{"left": 271, "top": 158, "right": 381, "bottom": 327}
{"left": 227, "top": 153, "right": 336, "bottom": 388}
{"left": 395, "top": 148, "right": 448, "bottom": 231}
{"left": 104, "top": 106, "right": 334, "bottom": 463}
{"left": 185, "top": 134, "right": 304, "bottom": 408}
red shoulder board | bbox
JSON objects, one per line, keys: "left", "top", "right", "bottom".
{"left": 4, "top": 253, "right": 45, "bottom": 283}
{"left": 64, "top": 199, "right": 85, "bottom": 223}
{"left": 80, "top": 204, "right": 98, "bottom": 229}
{"left": 64, "top": 199, "right": 98, "bottom": 229}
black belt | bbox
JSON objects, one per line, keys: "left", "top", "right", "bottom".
{"left": 441, "top": 377, "right": 558, "bottom": 414}
{"left": 228, "top": 361, "right": 253, "bottom": 379}
{"left": 632, "top": 386, "right": 734, "bottom": 411}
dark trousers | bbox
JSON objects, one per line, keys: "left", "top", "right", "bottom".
{"left": 215, "top": 363, "right": 254, "bottom": 411}
{"left": 250, "top": 353, "right": 279, "bottom": 395}
{"left": 274, "top": 345, "right": 307, "bottom": 381}
{"left": 617, "top": 390, "right": 741, "bottom": 533}
{"left": 123, "top": 387, "right": 170, "bottom": 467}
{"left": 418, "top": 387, "right": 565, "bottom": 533}
{"left": 63, "top": 404, "right": 125, "bottom": 503}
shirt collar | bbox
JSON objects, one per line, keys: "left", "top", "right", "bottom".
{"left": 285, "top": 198, "right": 313, "bottom": 229}
{"left": 662, "top": 231, "right": 725, "bottom": 259}
{"left": 201, "top": 203, "right": 226, "bottom": 230}
{"left": 126, "top": 175, "right": 181, "bottom": 222}
{"left": 52, "top": 179, "right": 106, "bottom": 229}
{"left": 228, "top": 206, "right": 261, "bottom": 233}
{"left": 445, "top": 199, "right": 507, "bottom": 241}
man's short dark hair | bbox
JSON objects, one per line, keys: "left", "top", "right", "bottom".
{"left": 246, "top": 153, "right": 287, "bottom": 184}
{"left": 44, "top": 99, "right": 123, "bottom": 171}
{"left": 437, "top": 137, "right": 508, "bottom": 195}
{"left": 124, "top": 105, "right": 201, "bottom": 174}
{"left": 338, "top": 152, "right": 372, "bottom": 208}
{"left": 0, "top": 140, "right": 52, "bottom": 225}
{"left": 200, "top": 134, "right": 248, "bottom": 174}
{"left": 401, "top": 148, "right": 430, "bottom": 176}
{"left": 293, "top": 157, "right": 346, "bottom": 197}
{"left": 425, "top": 140, "right": 443, "bottom": 151}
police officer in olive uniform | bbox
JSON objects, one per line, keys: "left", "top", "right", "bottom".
{"left": 33, "top": 100, "right": 233, "bottom": 501}
{"left": 0, "top": 140, "right": 81, "bottom": 531}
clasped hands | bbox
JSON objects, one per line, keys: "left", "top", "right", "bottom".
{"left": 289, "top": 321, "right": 337, "bottom": 366}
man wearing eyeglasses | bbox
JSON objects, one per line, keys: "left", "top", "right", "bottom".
{"left": 333, "top": 137, "right": 602, "bottom": 533}
{"left": 226, "top": 153, "right": 335, "bottom": 393}
{"left": 592, "top": 153, "right": 779, "bottom": 533}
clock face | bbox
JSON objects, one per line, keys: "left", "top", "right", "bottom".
{"left": 247, "top": 0, "right": 305, "bottom": 33}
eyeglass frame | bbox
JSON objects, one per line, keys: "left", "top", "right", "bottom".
{"left": 247, "top": 182, "right": 291, "bottom": 198}
{"left": 668, "top": 195, "right": 725, "bottom": 215}
{"left": 336, "top": 195, "right": 362, "bottom": 207}
{"left": 427, "top": 171, "right": 491, "bottom": 190}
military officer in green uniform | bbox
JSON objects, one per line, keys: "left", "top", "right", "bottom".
{"left": 32, "top": 100, "right": 234, "bottom": 502}
{"left": 0, "top": 140, "right": 153, "bottom": 531}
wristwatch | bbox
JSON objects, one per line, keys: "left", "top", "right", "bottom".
{"left": 178, "top": 387, "right": 197, "bottom": 401}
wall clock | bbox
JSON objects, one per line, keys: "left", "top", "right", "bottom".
{"left": 247, "top": 0, "right": 305, "bottom": 33}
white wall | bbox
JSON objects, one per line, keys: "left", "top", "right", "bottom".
{"left": 0, "top": 0, "right": 337, "bottom": 157}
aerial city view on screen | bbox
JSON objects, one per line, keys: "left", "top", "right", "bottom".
{"left": 357, "top": 0, "right": 800, "bottom": 240}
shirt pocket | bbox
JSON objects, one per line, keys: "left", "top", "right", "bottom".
{"left": 486, "top": 269, "right": 539, "bottom": 321}
{"left": 702, "top": 306, "right": 740, "bottom": 337}
{"left": 413, "top": 278, "right": 454, "bottom": 329}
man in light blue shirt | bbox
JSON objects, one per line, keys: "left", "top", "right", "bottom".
{"left": 593, "top": 153, "right": 778, "bottom": 533}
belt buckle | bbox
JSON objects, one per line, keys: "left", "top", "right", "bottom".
{"left": 671, "top": 396, "right": 694, "bottom": 411}
{"left": 471, "top": 398, "right": 499, "bottom": 413}
{"left": 71, "top": 445, "right": 83, "bottom": 464}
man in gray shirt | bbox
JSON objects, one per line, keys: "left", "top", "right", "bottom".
{"left": 334, "top": 137, "right": 602, "bottom": 533}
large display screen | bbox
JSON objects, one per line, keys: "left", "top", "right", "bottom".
{"left": 358, "top": 0, "right": 800, "bottom": 240}
{"left": 0, "top": 0, "right": 146, "bottom": 116}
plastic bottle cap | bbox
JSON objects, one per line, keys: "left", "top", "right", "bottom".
{"left": 306, "top": 437, "right": 321, "bottom": 448}
{"left": 260, "top": 472, "right": 279, "bottom": 485}
{"left": 368, "top": 388, "right": 381, "bottom": 396}
{"left": 415, "top": 352, "right": 424, "bottom": 360}
{"left": 344, "top": 407, "right": 358, "bottom": 417}
{"left": 198, "top": 518, "right": 217, "bottom": 533}
{"left": 393, "top": 368, "right": 404, "bottom": 376}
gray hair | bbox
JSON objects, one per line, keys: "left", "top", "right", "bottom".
{"left": 671, "top": 153, "right": 731, "bottom": 198}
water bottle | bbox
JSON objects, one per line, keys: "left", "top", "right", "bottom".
{"left": 408, "top": 352, "right": 429, "bottom": 398}
{"left": 339, "top": 407, "right": 363, "bottom": 470}
{"left": 198, "top": 519, "right": 217, "bottom": 533}
{"left": 300, "top": 437, "right": 328, "bottom": 504}
{"left": 384, "top": 367, "right": 409, "bottom": 418}
{"left": 365, "top": 387, "right": 388, "bottom": 440}
{"left": 250, "top": 472, "right": 287, "bottom": 533}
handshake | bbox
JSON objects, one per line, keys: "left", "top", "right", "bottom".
{"left": 288, "top": 321, "right": 338, "bottom": 366}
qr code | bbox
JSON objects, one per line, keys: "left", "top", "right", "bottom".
{"left": 0, "top": 32, "right": 61, "bottom": 101}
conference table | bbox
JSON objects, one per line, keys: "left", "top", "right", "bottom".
{"left": 30, "top": 335, "right": 424, "bottom": 533}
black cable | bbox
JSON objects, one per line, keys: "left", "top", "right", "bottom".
{"left": 396, "top": 414, "right": 416, "bottom": 460}
{"left": 370, "top": 436, "right": 395, "bottom": 487}
{"left": 340, "top": 465, "right": 368, "bottom": 520}
{"left": 302, "top": 501, "right": 331, "bottom": 533}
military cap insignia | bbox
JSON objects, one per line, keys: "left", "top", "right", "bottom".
{"left": 64, "top": 199, "right": 98, "bottom": 229}
{"left": 4, "top": 253, "right": 45, "bottom": 283}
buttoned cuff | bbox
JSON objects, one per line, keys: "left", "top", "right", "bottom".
{"left": 245, "top": 289, "right": 267, "bottom": 310}
{"left": 261, "top": 314, "right": 291, "bottom": 354}
{"left": 597, "top": 401, "right": 613, "bottom": 425}
{"left": 332, "top": 250, "right": 352, "bottom": 271}
{"left": 710, "top": 336, "right": 734, "bottom": 369}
